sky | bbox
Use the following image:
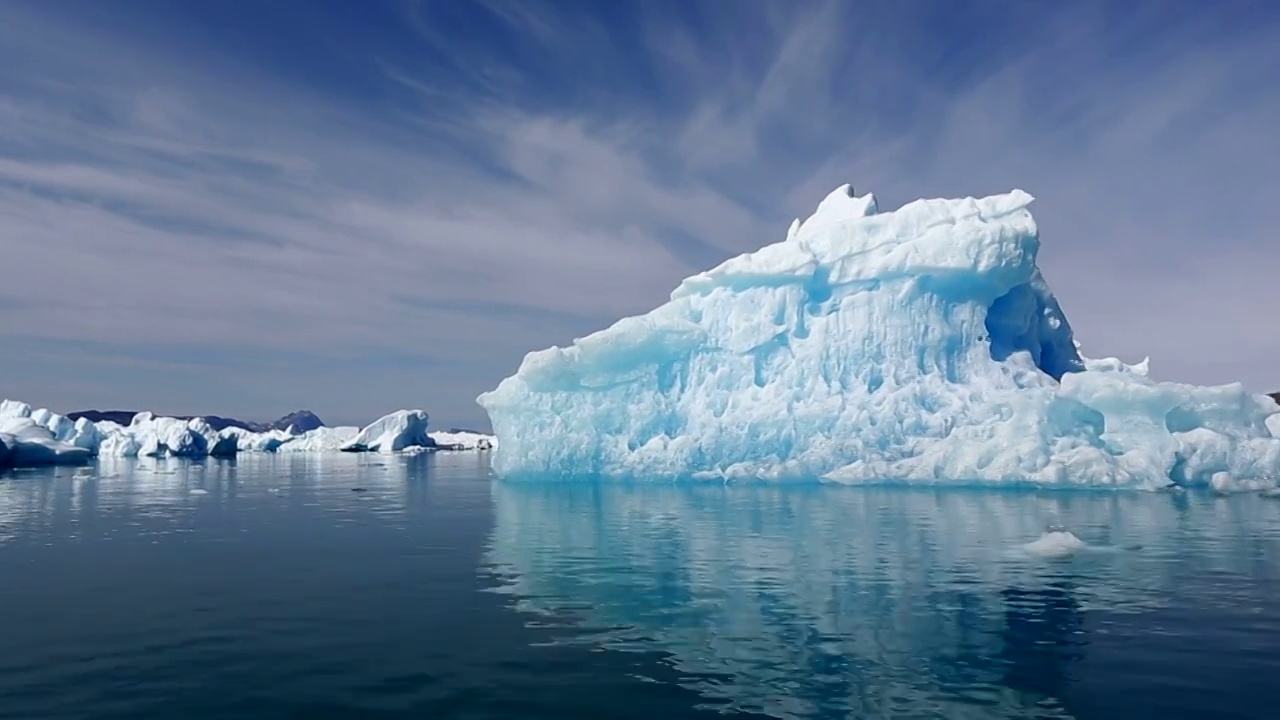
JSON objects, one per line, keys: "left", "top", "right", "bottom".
{"left": 0, "top": 0, "right": 1277, "bottom": 429}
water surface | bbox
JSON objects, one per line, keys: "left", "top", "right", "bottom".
{"left": 2, "top": 454, "right": 1279, "bottom": 718}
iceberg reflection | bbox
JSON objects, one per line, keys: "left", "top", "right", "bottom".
{"left": 483, "top": 483, "right": 1280, "bottom": 718}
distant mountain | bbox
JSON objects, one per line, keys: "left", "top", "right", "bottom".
{"left": 65, "top": 410, "right": 148, "bottom": 426}
{"left": 66, "top": 409, "right": 326, "bottom": 434}
{"left": 271, "top": 410, "right": 324, "bottom": 433}
{"left": 1270, "top": 392, "right": 1280, "bottom": 406}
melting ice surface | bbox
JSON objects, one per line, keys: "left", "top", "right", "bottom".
{"left": 480, "top": 186, "right": 1280, "bottom": 487}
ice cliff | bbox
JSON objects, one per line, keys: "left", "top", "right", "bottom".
{"left": 478, "top": 186, "right": 1280, "bottom": 488}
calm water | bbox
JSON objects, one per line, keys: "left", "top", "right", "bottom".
{"left": 2, "top": 454, "right": 1280, "bottom": 719}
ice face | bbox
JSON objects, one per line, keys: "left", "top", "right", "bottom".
{"left": 478, "top": 186, "right": 1280, "bottom": 488}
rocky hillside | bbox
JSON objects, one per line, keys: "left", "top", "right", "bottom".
{"left": 66, "top": 409, "right": 326, "bottom": 433}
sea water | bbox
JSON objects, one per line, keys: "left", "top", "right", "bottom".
{"left": 2, "top": 453, "right": 1279, "bottom": 719}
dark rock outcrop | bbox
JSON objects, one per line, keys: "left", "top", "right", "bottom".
{"left": 66, "top": 409, "right": 326, "bottom": 434}
{"left": 271, "top": 410, "right": 324, "bottom": 433}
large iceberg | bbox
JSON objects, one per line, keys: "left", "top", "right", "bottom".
{"left": 479, "top": 186, "right": 1280, "bottom": 488}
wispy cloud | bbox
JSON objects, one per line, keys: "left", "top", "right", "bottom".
{"left": 0, "top": 0, "right": 1277, "bottom": 426}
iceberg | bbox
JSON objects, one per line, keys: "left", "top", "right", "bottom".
{"left": 479, "top": 186, "right": 1280, "bottom": 488}
{"left": 1, "top": 399, "right": 490, "bottom": 466}
{"left": 221, "top": 426, "right": 295, "bottom": 453}
{"left": 124, "top": 413, "right": 210, "bottom": 458}
{"left": 429, "top": 430, "right": 496, "bottom": 451}
{"left": 0, "top": 416, "right": 93, "bottom": 467}
{"left": 277, "top": 426, "right": 360, "bottom": 453}
{"left": 339, "top": 410, "right": 434, "bottom": 453}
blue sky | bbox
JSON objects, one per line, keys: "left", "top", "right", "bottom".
{"left": 0, "top": 0, "right": 1277, "bottom": 429}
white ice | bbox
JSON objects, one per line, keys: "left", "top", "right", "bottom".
{"left": 1022, "top": 531, "right": 1088, "bottom": 558}
{"left": 479, "top": 185, "right": 1280, "bottom": 487}
{"left": 429, "top": 430, "right": 497, "bottom": 451}
{"left": 339, "top": 410, "right": 434, "bottom": 453}
{"left": 276, "top": 426, "right": 360, "bottom": 453}
{"left": 0, "top": 415, "right": 93, "bottom": 467}
{"left": 221, "top": 426, "right": 296, "bottom": 453}
{"left": 1, "top": 400, "right": 492, "bottom": 468}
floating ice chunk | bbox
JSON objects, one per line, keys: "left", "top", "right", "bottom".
{"left": 1023, "top": 531, "right": 1087, "bottom": 558}
{"left": 479, "top": 187, "right": 1280, "bottom": 487}
{"left": 340, "top": 410, "right": 435, "bottom": 453}
{"left": 429, "top": 430, "right": 496, "bottom": 451}
{"left": 1209, "top": 472, "right": 1274, "bottom": 494}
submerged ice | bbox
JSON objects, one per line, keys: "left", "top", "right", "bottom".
{"left": 479, "top": 186, "right": 1280, "bottom": 487}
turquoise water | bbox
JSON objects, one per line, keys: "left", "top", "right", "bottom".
{"left": 2, "top": 453, "right": 1279, "bottom": 718}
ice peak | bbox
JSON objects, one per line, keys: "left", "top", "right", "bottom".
{"left": 800, "top": 184, "right": 879, "bottom": 235}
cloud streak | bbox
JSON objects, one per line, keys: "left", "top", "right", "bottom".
{"left": 0, "top": 0, "right": 1277, "bottom": 427}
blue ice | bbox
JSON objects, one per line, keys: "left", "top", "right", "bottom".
{"left": 478, "top": 186, "right": 1280, "bottom": 487}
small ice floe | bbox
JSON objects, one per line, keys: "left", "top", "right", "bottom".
{"left": 1023, "top": 526, "right": 1088, "bottom": 559}
{"left": 1259, "top": 487, "right": 1280, "bottom": 499}
{"left": 188, "top": 488, "right": 209, "bottom": 495}
{"left": 1211, "top": 472, "right": 1273, "bottom": 495}
{"left": 1156, "top": 481, "right": 1186, "bottom": 495}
